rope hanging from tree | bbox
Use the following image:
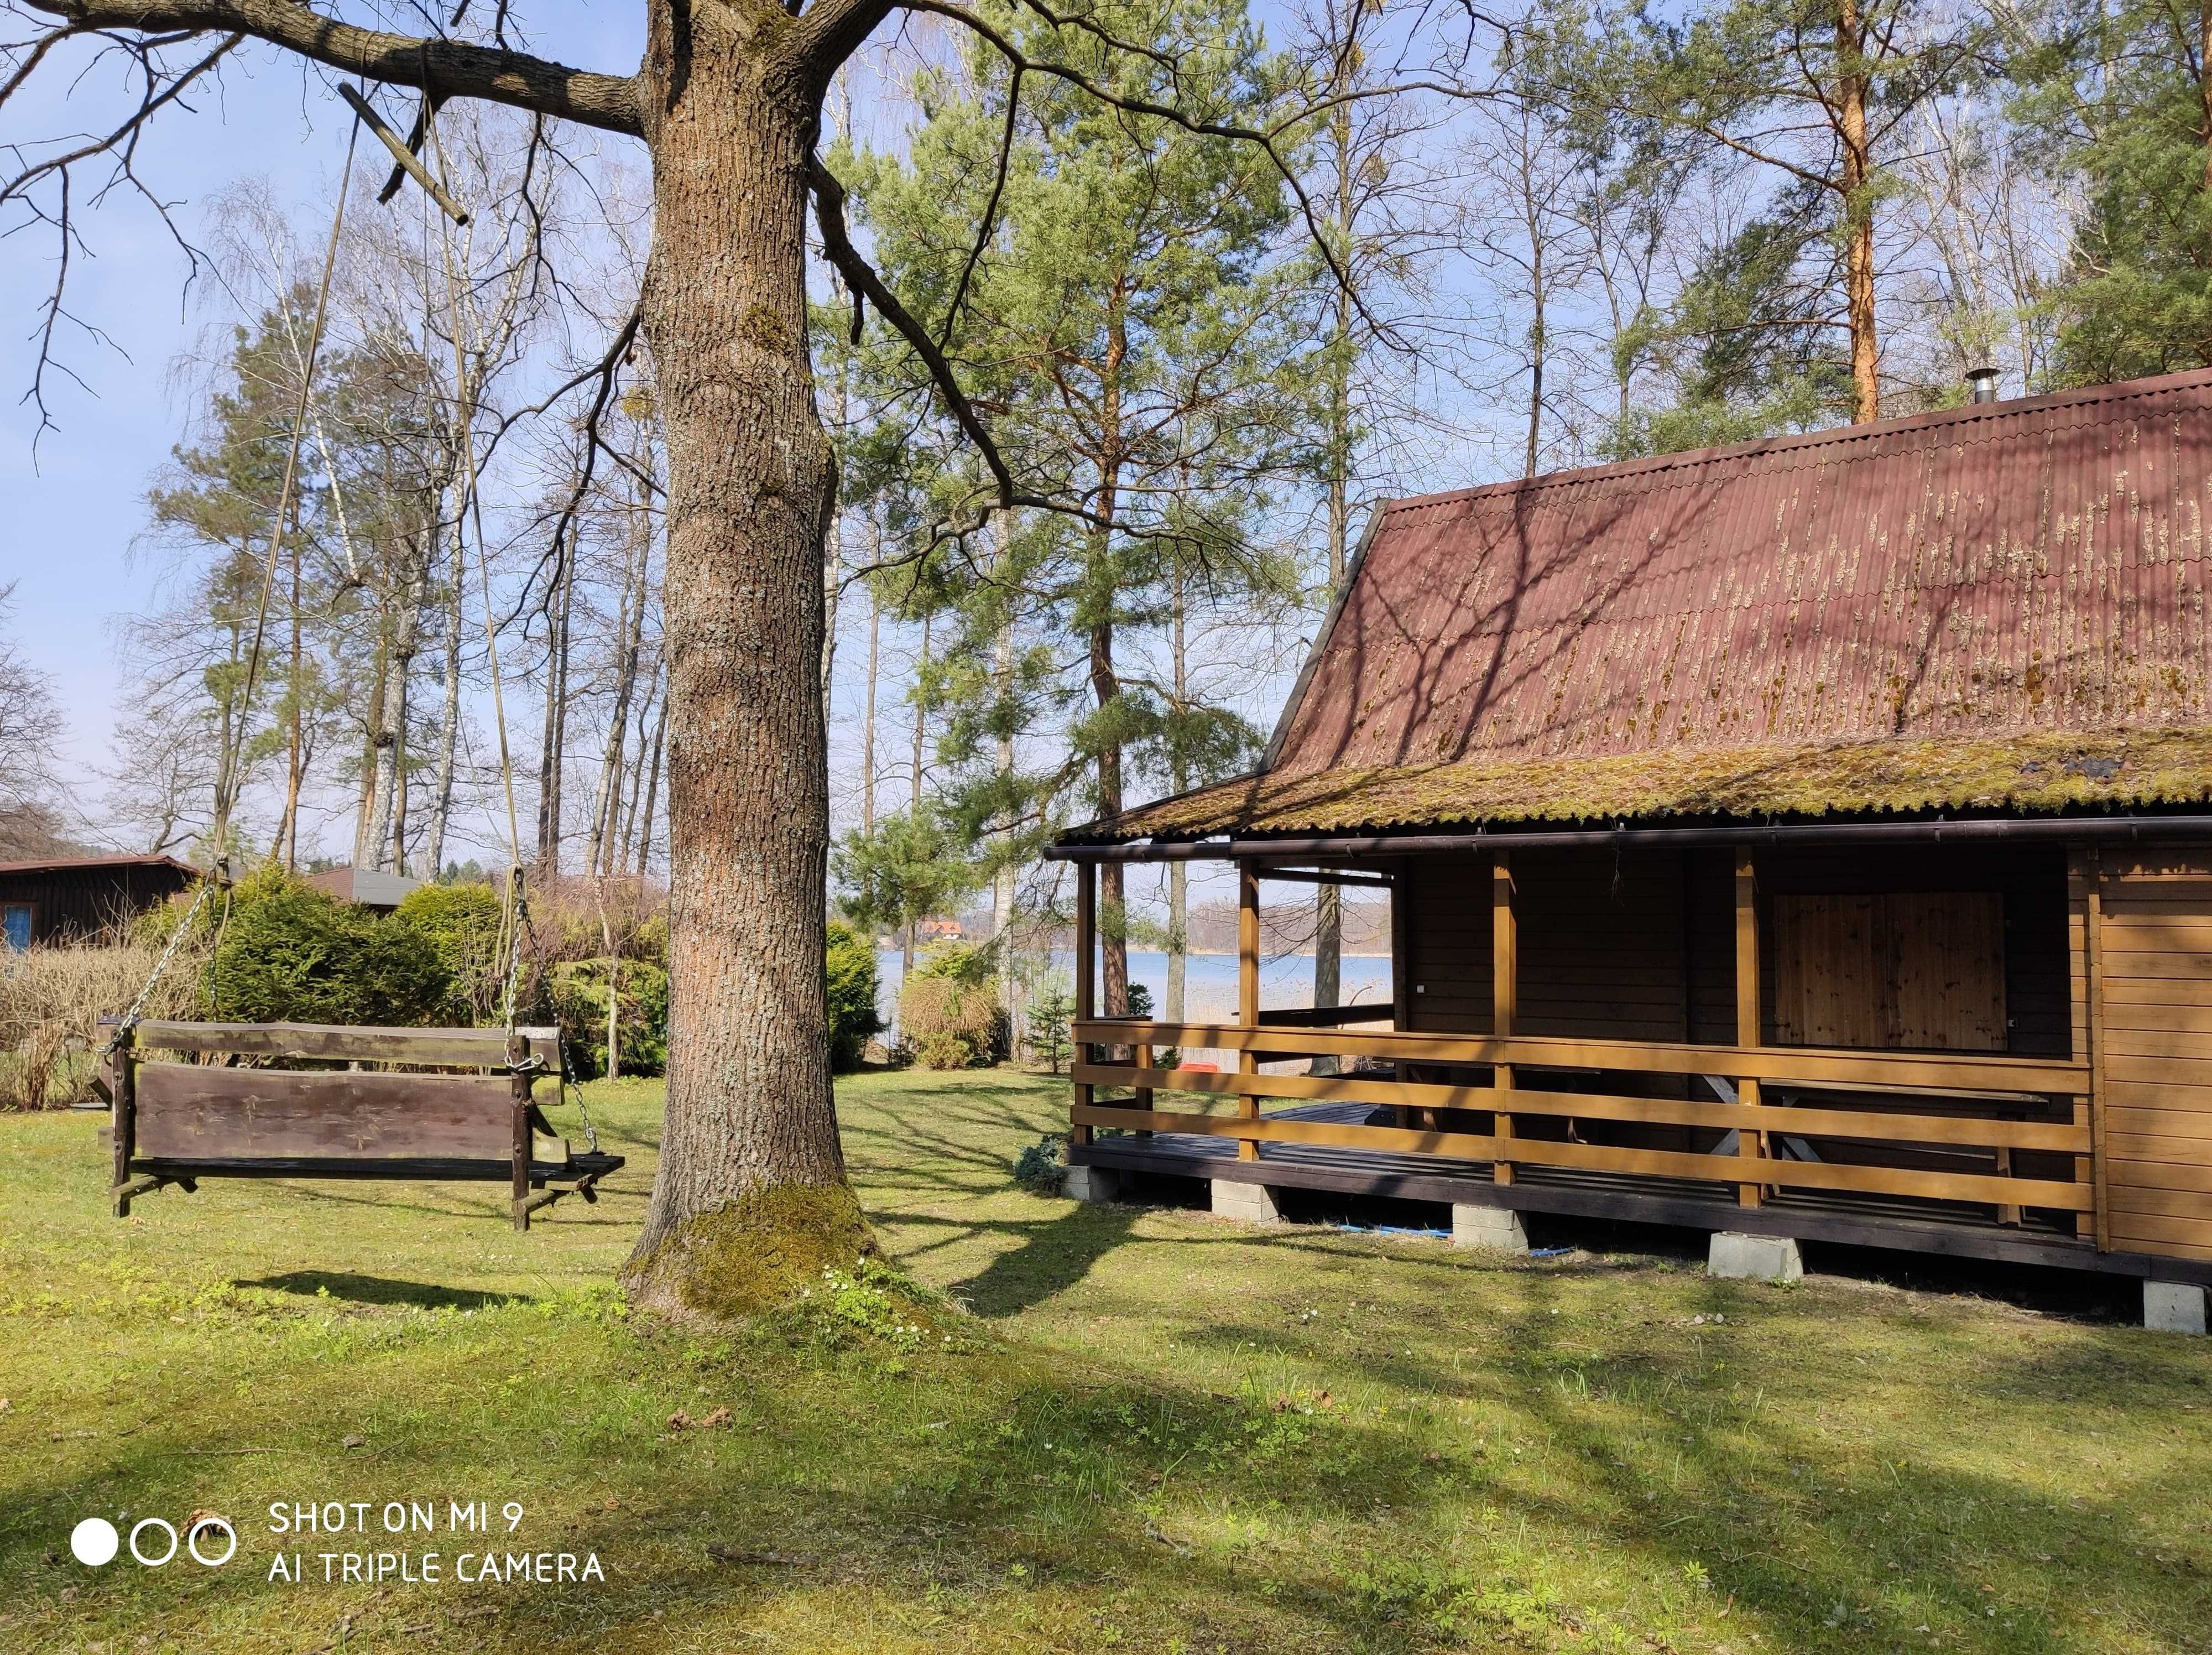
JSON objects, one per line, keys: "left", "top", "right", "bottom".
{"left": 106, "top": 100, "right": 367, "bottom": 1050}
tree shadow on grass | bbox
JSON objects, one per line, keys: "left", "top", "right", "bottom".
{"left": 235, "top": 1270, "right": 521, "bottom": 1311}
{"left": 942, "top": 1196, "right": 1144, "bottom": 1318}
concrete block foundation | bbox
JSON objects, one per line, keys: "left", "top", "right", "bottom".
{"left": 1708, "top": 1231, "right": 1803, "bottom": 1283}
{"left": 1452, "top": 1204, "right": 1530, "bottom": 1253}
{"left": 1211, "top": 1179, "right": 1282, "bottom": 1224}
{"left": 2145, "top": 1281, "right": 2208, "bottom": 1334}
{"left": 1063, "top": 1164, "right": 1120, "bottom": 1205}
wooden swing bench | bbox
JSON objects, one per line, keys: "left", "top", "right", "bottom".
{"left": 93, "top": 1019, "right": 624, "bottom": 1231}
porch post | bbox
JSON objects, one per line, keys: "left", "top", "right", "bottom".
{"left": 1238, "top": 862, "right": 1261, "bottom": 1161}
{"left": 2075, "top": 846, "right": 2112, "bottom": 1249}
{"left": 1734, "top": 847, "right": 1765, "bottom": 1206}
{"left": 2064, "top": 850, "right": 2094, "bottom": 1238}
{"left": 1073, "top": 859, "right": 1095, "bottom": 1146}
{"left": 1491, "top": 853, "right": 1516, "bottom": 1186}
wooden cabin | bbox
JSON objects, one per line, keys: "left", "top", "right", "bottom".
{"left": 1050, "top": 368, "right": 2212, "bottom": 1328}
{"left": 0, "top": 854, "right": 195, "bottom": 950}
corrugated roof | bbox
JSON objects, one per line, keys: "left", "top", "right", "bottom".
{"left": 1073, "top": 368, "right": 2212, "bottom": 843}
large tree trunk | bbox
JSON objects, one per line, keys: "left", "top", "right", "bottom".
{"left": 621, "top": 22, "right": 862, "bottom": 1317}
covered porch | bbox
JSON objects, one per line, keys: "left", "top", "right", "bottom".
{"left": 1046, "top": 819, "right": 2205, "bottom": 1281}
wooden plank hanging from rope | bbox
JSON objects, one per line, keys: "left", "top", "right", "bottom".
{"left": 338, "top": 84, "right": 471, "bottom": 225}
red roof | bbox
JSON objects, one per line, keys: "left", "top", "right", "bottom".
{"left": 1076, "top": 369, "right": 2212, "bottom": 841}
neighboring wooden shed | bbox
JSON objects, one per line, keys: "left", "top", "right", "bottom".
{"left": 1050, "top": 367, "right": 2212, "bottom": 1321}
{"left": 0, "top": 855, "right": 196, "bottom": 949}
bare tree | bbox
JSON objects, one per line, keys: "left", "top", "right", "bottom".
{"left": 1462, "top": 95, "right": 1594, "bottom": 477}
{"left": 0, "top": 583, "right": 67, "bottom": 857}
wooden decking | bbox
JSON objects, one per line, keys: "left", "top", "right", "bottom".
{"left": 1070, "top": 1101, "right": 2212, "bottom": 1283}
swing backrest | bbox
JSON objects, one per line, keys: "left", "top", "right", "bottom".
{"left": 112, "top": 1022, "right": 559, "bottom": 1169}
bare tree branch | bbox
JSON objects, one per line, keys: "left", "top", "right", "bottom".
{"left": 22, "top": 0, "right": 643, "bottom": 134}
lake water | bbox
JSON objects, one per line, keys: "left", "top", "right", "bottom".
{"left": 875, "top": 948, "right": 1392, "bottom": 1034}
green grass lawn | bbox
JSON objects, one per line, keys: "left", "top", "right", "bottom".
{"left": 2, "top": 1068, "right": 2207, "bottom": 1653}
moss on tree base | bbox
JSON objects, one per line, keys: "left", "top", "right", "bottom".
{"left": 621, "top": 1182, "right": 878, "bottom": 1321}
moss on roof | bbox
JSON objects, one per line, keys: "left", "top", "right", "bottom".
{"left": 1064, "top": 728, "right": 2212, "bottom": 844}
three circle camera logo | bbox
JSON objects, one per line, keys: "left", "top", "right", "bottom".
{"left": 70, "top": 1513, "right": 236, "bottom": 1569}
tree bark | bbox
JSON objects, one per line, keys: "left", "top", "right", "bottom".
{"left": 2199, "top": 0, "right": 2212, "bottom": 193}
{"left": 277, "top": 524, "right": 305, "bottom": 871}
{"left": 366, "top": 544, "right": 429, "bottom": 874}
{"left": 535, "top": 524, "right": 576, "bottom": 876}
{"left": 620, "top": 9, "right": 859, "bottom": 1316}
{"left": 902, "top": 610, "right": 930, "bottom": 977}
{"left": 993, "top": 512, "right": 1019, "bottom": 1035}
{"left": 635, "top": 680, "right": 667, "bottom": 878}
{"left": 353, "top": 634, "right": 386, "bottom": 866}
{"left": 1837, "top": 0, "right": 1879, "bottom": 423}
{"left": 1166, "top": 560, "right": 1188, "bottom": 1030}
{"left": 1091, "top": 290, "right": 1130, "bottom": 1021}
{"left": 422, "top": 531, "right": 464, "bottom": 877}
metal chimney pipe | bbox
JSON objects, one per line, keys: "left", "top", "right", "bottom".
{"left": 1965, "top": 365, "right": 2000, "bottom": 404}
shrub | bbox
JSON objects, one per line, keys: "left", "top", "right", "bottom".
{"left": 898, "top": 971, "right": 1007, "bottom": 1069}
{"left": 0, "top": 938, "right": 205, "bottom": 1108}
{"left": 1013, "top": 1133, "right": 1066, "bottom": 1195}
{"left": 913, "top": 939, "right": 995, "bottom": 987}
{"left": 551, "top": 957, "right": 670, "bottom": 1079}
{"left": 206, "top": 868, "right": 451, "bottom": 1027}
{"left": 912, "top": 1030, "right": 974, "bottom": 1070}
{"left": 394, "top": 881, "right": 505, "bottom": 1020}
{"left": 826, "top": 920, "right": 883, "bottom": 1072}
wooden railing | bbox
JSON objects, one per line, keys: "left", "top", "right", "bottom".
{"left": 1071, "top": 1018, "right": 2096, "bottom": 1219}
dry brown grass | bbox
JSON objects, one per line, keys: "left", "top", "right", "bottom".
{"left": 0, "top": 938, "right": 205, "bottom": 1108}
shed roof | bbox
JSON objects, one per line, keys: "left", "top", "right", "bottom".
{"left": 304, "top": 867, "right": 422, "bottom": 908}
{"left": 0, "top": 854, "right": 196, "bottom": 878}
{"left": 1072, "top": 368, "right": 2212, "bottom": 844}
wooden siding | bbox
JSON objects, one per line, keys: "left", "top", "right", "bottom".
{"left": 2095, "top": 852, "right": 2212, "bottom": 1262}
{"left": 1770, "top": 893, "right": 2006, "bottom": 1050}
{"left": 1400, "top": 845, "right": 2068, "bottom": 1057}
{"left": 0, "top": 861, "right": 194, "bottom": 944}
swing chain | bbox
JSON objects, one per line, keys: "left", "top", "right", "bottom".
{"left": 100, "top": 869, "right": 221, "bottom": 1060}
{"left": 501, "top": 872, "right": 598, "bottom": 1154}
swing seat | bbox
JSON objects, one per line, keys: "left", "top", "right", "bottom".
{"left": 95, "top": 1020, "right": 622, "bottom": 1231}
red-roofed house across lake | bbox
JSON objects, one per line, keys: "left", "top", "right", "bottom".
{"left": 1049, "top": 367, "right": 2212, "bottom": 1330}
